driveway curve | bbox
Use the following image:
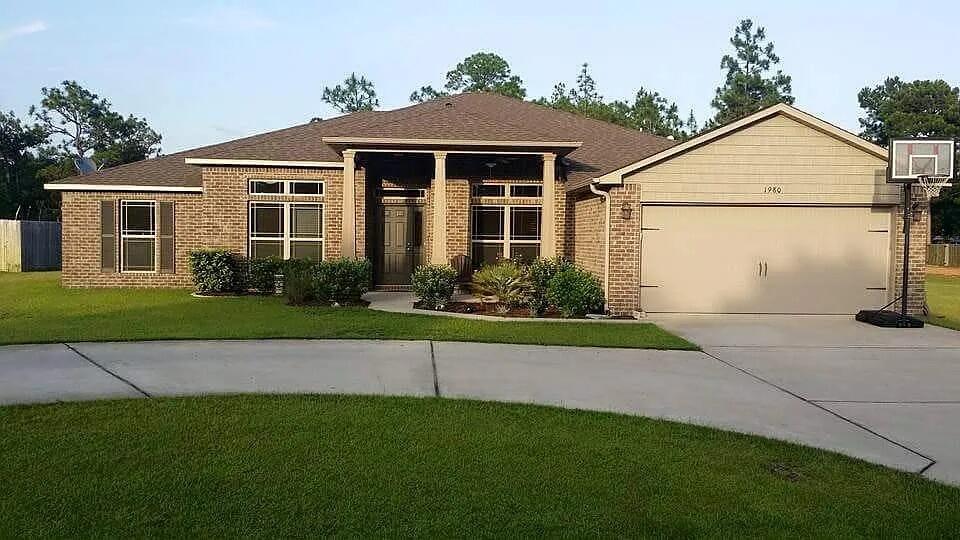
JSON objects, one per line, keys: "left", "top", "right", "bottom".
{"left": 1, "top": 330, "right": 957, "bottom": 485}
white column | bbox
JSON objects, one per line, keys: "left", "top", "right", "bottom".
{"left": 341, "top": 149, "right": 356, "bottom": 259}
{"left": 541, "top": 152, "right": 556, "bottom": 258}
{"left": 431, "top": 151, "right": 448, "bottom": 265}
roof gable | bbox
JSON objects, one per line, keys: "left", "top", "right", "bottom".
{"left": 597, "top": 103, "right": 888, "bottom": 184}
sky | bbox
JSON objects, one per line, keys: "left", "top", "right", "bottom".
{"left": 1, "top": 0, "right": 956, "bottom": 153}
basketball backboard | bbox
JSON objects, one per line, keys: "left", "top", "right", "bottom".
{"left": 888, "top": 138, "right": 955, "bottom": 182}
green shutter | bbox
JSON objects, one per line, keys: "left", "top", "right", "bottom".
{"left": 158, "top": 201, "right": 175, "bottom": 273}
{"left": 100, "top": 200, "right": 116, "bottom": 273}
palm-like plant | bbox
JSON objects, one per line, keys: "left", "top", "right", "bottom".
{"left": 471, "top": 260, "right": 531, "bottom": 313}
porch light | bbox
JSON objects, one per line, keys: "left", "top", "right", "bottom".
{"left": 620, "top": 201, "right": 633, "bottom": 220}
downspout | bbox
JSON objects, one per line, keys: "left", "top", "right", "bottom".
{"left": 589, "top": 180, "right": 611, "bottom": 312}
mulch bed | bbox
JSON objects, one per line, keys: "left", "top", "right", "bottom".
{"left": 414, "top": 301, "right": 632, "bottom": 320}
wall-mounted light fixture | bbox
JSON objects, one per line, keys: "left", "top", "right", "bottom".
{"left": 621, "top": 201, "right": 633, "bottom": 220}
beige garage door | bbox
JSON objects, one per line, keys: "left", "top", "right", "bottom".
{"left": 640, "top": 206, "right": 892, "bottom": 314}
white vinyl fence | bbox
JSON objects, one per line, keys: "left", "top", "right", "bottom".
{"left": 0, "top": 219, "right": 62, "bottom": 272}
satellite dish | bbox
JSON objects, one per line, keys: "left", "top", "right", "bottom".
{"left": 73, "top": 157, "right": 99, "bottom": 175}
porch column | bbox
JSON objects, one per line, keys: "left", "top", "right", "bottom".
{"left": 341, "top": 149, "right": 357, "bottom": 259}
{"left": 541, "top": 152, "right": 556, "bottom": 258}
{"left": 431, "top": 151, "right": 448, "bottom": 265}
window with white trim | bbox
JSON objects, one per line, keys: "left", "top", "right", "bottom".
{"left": 509, "top": 184, "right": 542, "bottom": 198}
{"left": 249, "top": 202, "right": 323, "bottom": 260}
{"left": 472, "top": 183, "right": 505, "bottom": 197}
{"left": 249, "top": 179, "right": 324, "bottom": 196}
{"left": 120, "top": 200, "right": 157, "bottom": 272}
{"left": 471, "top": 205, "right": 541, "bottom": 268}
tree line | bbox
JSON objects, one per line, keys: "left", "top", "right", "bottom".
{"left": 2, "top": 18, "right": 958, "bottom": 235}
{"left": 1, "top": 82, "right": 161, "bottom": 219}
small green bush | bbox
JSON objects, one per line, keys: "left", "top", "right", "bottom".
{"left": 547, "top": 267, "right": 605, "bottom": 318}
{"left": 412, "top": 264, "right": 458, "bottom": 310}
{"left": 246, "top": 256, "right": 284, "bottom": 294}
{"left": 282, "top": 259, "right": 317, "bottom": 305}
{"left": 314, "top": 258, "right": 373, "bottom": 305}
{"left": 527, "top": 257, "right": 574, "bottom": 316}
{"left": 189, "top": 249, "right": 243, "bottom": 294}
{"left": 471, "top": 260, "right": 531, "bottom": 313}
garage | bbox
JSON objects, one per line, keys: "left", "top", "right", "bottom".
{"left": 597, "top": 104, "right": 908, "bottom": 316}
{"left": 639, "top": 205, "right": 892, "bottom": 314}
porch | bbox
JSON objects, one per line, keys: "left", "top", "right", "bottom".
{"left": 338, "top": 148, "right": 566, "bottom": 287}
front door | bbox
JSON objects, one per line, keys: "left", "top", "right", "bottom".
{"left": 377, "top": 204, "right": 423, "bottom": 285}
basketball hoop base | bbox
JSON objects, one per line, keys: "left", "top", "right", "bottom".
{"left": 856, "top": 309, "right": 924, "bottom": 328}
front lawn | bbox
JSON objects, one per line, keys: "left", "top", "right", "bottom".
{"left": 0, "top": 395, "right": 956, "bottom": 537}
{"left": 926, "top": 274, "right": 960, "bottom": 330}
{"left": 0, "top": 272, "right": 694, "bottom": 349}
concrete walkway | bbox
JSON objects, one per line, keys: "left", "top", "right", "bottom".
{"left": 1, "top": 325, "right": 958, "bottom": 485}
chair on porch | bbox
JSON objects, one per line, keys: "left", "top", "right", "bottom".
{"left": 450, "top": 254, "right": 473, "bottom": 283}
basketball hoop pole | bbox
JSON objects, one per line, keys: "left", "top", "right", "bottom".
{"left": 900, "top": 182, "right": 912, "bottom": 318}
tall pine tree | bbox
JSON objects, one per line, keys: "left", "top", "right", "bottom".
{"left": 709, "top": 19, "right": 793, "bottom": 127}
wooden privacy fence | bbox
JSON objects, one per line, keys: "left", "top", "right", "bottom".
{"left": 0, "top": 220, "right": 62, "bottom": 272}
{"left": 928, "top": 244, "right": 960, "bottom": 268}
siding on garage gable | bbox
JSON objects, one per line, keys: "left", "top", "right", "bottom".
{"left": 623, "top": 114, "right": 896, "bottom": 206}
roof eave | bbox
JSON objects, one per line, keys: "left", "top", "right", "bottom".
{"left": 321, "top": 136, "right": 582, "bottom": 150}
{"left": 44, "top": 183, "right": 203, "bottom": 193}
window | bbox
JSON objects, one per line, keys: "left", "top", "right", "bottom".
{"left": 250, "top": 202, "right": 323, "bottom": 260}
{"left": 470, "top": 205, "right": 541, "bottom": 268}
{"left": 472, "top": 184, "right": 505, "bottom": 197}
{"left": 290, "top": 181, "right": 323, "bottom": 195}
{"left": 250, "top": 180, "right": 284, "bottom": 194}
{"left": 509, "top": 184, "right": 542, "bottom": 198}
{"left": 120, "top": 201, "right": 156, "bottom": 272}
{"left": 379, "top": 187, "right": 426, "bottom": 198}
{"left": 249, "top": 179, "right": 324, "bottom": 196}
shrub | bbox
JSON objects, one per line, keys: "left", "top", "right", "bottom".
{"left": 246, "top": 256, "right": 284, "bottom": 294}
{"left": 314, "top": 258, "right": 373, "bottom": 305}
{"left": 526, "top": 257, "right": 574, "bottom": 316}
{"left": 188, "top": 249, "right": 243, "bottom": 294}
{"left": 411, "top": 264, "right": 458, "bottom": 310}
{"left": 547, "top": 267, "right": 605, "bottom": 318}
{"left": 282, "top": 258, "right": 317, "bottom": 305}
{"left": 471, "top": 260, "right": 531, "bottom": 313}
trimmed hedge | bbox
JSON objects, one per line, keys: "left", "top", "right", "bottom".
{"left": 188, "top": 250, "right": 243, "bottom": 294}
{"left": 547, "top": 267, "right": 605, "bottom": 318}
{"left": 412, "top": 264, "right": 458, "bottom": 310}
{"left": 527, "top": 257, "right": 574, "bottom": 316}
{"left": 314, "top": 258, "right": 372, "bottom": 305}
{"left": 282, "top": 259, "right": 316, "bottom": 305}
{"left": 246, "top": 256, "right": 284, "bottom": 294}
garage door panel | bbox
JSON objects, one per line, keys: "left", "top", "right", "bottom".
{"left": 641, "top": 206, "right": 891, "bottom": 314}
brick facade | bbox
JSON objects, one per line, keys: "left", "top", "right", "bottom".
{"left": 61, "top": 166, "right": 346, "bottom": 288}
{"left": 892, "top": 187, "right": 929, "bottom": 316}
{"left": 61, "top": 159, "right": 923, "bottom": 317}
{"left": 605, "top": 184, "right": 642, "bottom": 314}
{"left": 61, "top": 191, "right": 203, "bottom": 287}
{"left": 565, "top": 190, "right": 605, "bottom": 280}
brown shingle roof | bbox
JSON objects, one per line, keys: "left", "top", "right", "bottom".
{"left": 48, "top": 93, "right": 674, "bottom": 190}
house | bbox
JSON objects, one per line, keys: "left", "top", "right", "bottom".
{"left": 45, "top": 94, "right": 927, "bottom": 315}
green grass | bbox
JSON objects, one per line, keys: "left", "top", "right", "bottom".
{"left": 0, "top": 272, "right": 694, "bottom": 349}
{"left": 0, "top": 395, "right": 956, "bottom": 537}
{"left": 926, "top": 274, "right": 960, "bottom": 330}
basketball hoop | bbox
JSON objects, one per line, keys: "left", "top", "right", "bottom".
{"left": 917, "top": 174, "right": 952, "bottom": 199}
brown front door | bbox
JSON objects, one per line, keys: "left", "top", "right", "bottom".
{"left": 377, "top": 204, "right": 423, "bottom": 285}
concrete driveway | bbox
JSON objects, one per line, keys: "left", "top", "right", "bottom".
{"left": 0, "top": 317, "right": 957, "bottom": 485}
{"left": 651, "top": 314, "right": 960, "bottom": 485}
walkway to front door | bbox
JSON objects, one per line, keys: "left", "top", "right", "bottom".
{"left": 376, "top": 204, "right": 423, "bottom": 285}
